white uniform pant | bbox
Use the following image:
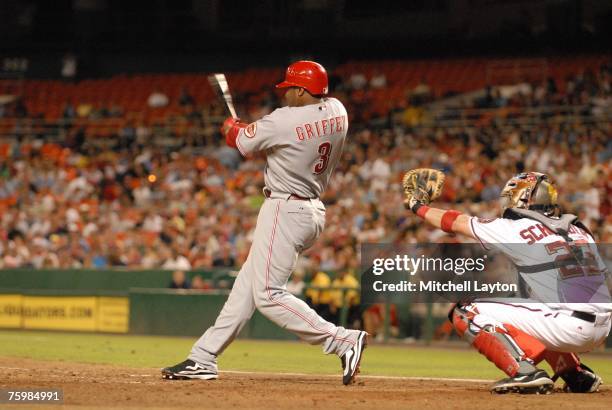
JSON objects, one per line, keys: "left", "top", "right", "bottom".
{"left": 189, "top": 196, "right": 360, "bottom": 371}
{"left": 470, "top": 299, "right": 611, "bottom": 353}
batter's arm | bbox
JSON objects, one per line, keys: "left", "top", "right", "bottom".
{"left": 221, "top": 112, "right": 280, "bottom": 156}
{"left": 221, "top": 117, "right": 247, "bottom": 149}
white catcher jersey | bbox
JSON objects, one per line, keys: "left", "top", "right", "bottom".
{"left": 235, "top": 97, "right": 348, "bottom": 198}
{"left": 470, "top": 216, "right": 612, "bottom": 314}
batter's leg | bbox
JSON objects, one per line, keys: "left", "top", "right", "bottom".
{"left": 251, "top": 199, "right": 361, "bottom": 357}
{"left": 187, "top": 253, "right": 257, "bottom": 371}
{"left": 161, "top": 254, "right": 257, "bottom": 380}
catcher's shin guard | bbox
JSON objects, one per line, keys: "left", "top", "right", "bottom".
{"left": 450, "top": 305, "right": 545, "bottom": 377}
{"left": 544, "top": 351, "right": 581, "bottom": 377}
{"left": 545, "top": 352, "right": 602, "bottom": 393}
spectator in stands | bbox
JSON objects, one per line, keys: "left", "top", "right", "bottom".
{"left": 212, "top": 244, "right": 235, "bottom": 268}
{"left": 13, "top": 97, "right": 28, "bottom": 117}
{"left": 76, "top": 103, "right": 93, "bottom": 118}
{"left": 191, "top": 274, "right": 212, "bottom": 291}
{"left": 330, "top": 270, "right": 361, "bottom": 328}
{"left": 411, "top": 76, "right": 431, "bottom": 105}
{"left": 362, "top": 304, "right": 399, "bottom": 341}
{"left": 106, "top": 104, "right": 122, "bottom": 117}
{"left": 190, "top": 246, "right": 213, "bottom": 269}
{"left": 147, "top": 88, "right": 169, "bottom": 108}
{"left": 62, "top": 103, "right": 76, "bottom": 119}
{"left": 87, "top": 238, "right": 109, "bottom": 269}
{"left": 169, "top": 270, "right": 191, "bottom": 289}
{"left": 370, "top": 70, "right": 387, "bottom": 89}
{"left": 480, "top": 175, "right": 502, "bottom": 202}
{"left": 2, "top": 245, "right": 23, "bottom": 268}
{"left": 162, "top": 248, "right": 191, "bottom": 270}
{"left": 401, "top": 104, "right": 422, "bottom": 127}
{"left": 179, "top": 87, "right": 195, "bottom": 106}
{"left": 349, "top": 72, "right": 367, "bottom": 90}
{"left": 61, "top": 53, "right": 78, "bottom": 82}
{"left": 141, "top": 249, "right": 161, "bottom": 269}
{"left": 305, "top": 271, "right": 333, "bottom": 322}
{"left": 477, "top": 85, "right": 495, "bottom": 108}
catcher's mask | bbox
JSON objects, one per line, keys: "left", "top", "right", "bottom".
{"left": 499, "top": 172, "right": 559, "bottom": 217}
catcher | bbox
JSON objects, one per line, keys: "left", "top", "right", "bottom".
{"left": 402, "top": 169, "right": 611, "bottom": 394}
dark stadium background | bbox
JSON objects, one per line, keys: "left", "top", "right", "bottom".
{"left": 1, "top": 0, "right": 611, "bottom": 76}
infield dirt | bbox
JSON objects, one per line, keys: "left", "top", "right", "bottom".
{"left": 1, "top": 357, "right": 611, "bottom": 409}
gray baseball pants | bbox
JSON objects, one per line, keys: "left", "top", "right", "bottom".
{"left": 189, "top": 194, "right": 361, "bottom": 372}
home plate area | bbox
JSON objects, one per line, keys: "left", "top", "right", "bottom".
{"left": 1, "top": 358, "right": 610, "bottom": 409}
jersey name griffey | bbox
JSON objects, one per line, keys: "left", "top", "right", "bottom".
{"left": 470, "top": 216, "right": 612, "bottom": 313}
{"left": 235, "top": 97, "right": 348, "bottom": 198}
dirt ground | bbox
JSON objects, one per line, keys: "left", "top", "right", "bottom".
{"left": 1, "top": 357, "right": 610, "bottom": 410}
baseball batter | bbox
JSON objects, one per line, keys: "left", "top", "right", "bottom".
{"left": 162, "top": 61, "right": 367, "bottom": 385}
{"left": 403, "top": 169, "right": 611, "bottom": 394}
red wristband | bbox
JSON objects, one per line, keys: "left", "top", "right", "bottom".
{"left": 226, "top": 124, "right": 241, "bottom": 148}
{"left": 221, "top": 117, "right": 246, "bottom": 148}
{"left": 415, "top": 204, "right": 430, "bottom": 218}
{"left": 441, "top": 210, "right": 462, "bottom": 233}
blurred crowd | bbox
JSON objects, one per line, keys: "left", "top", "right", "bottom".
{"left": 1, "top": 122, "right": 609, "bottom": 272}
{"left": 0, "top": 65, "right": 610, "bottom": 280}
{"left": 473, "top": 65, "right": 611, "bottom": 109}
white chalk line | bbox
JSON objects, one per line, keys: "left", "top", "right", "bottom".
{"left": 221, "top": 370, "right": 492, "bottom": 384}
{"left": 1, "top": 366, "right": 492, "bottom": 384}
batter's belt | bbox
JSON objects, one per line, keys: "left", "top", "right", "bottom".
{"left": 263, "top": 188, "right": 316, "bottom": 201}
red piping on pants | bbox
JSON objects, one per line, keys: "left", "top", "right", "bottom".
{"left": 264, "top": 200, "right": 355, "bottom": 346}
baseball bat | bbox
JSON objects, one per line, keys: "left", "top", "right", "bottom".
{"left": 207, "top": 73, "right": 238, "bottom": 119}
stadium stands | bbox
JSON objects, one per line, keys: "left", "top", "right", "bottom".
{"left": 0, "top": 57, "right": 610, "bottom": 279}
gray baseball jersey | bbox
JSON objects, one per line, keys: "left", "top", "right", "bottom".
{"left": 235, "top": 97, "right": 348, "bottom": 198}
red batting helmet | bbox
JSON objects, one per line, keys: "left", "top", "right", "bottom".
{"left": 276, "top": 60, "right": 328, "bottom": 96}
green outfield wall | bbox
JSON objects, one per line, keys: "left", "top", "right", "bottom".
{"left": 0, "top": 268, "right": 235, "bottom": 291}
{"left": 4, "top": 269, "right": 605, "bottom": 347}
{"left": 0, "top": 269, "right": 295, "bottom": 340}
{"left": 128, "top": 288, "right": 296, "bottom": 339}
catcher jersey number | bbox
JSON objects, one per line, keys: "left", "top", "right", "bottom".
{"left": 545, "top": 240, "right": 600, "bottom": 279}
{"left": 314, "top": 142, "right": 332, "bottom": 175}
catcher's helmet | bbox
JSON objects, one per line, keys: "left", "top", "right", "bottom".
{"left": 276, "top": 60, "right": 328, "bottom": 96}
{"left": 500, "top": 172, "right": 559, "bottom": 216}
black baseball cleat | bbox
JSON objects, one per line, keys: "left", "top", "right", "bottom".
{"left": 561, "top": 364, "right": 603, "bottom": 393}
{"left": 161, "top": 359, "right": 218, "bottom": 380}
{"left": 490, "top": 369, "right": 554, "bottom": 394}
{"left": 340, "top": 331, "right": 368, "bottom": 385}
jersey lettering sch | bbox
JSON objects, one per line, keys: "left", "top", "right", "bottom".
{"left": 470, "top": 216, "right": 611, "bottom": 313}
{"left": 235, "top": 97, "right": 348, "bottom": 198}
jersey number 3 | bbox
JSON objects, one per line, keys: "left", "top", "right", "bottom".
{"left": 314, "top": 142, "right": 332, "bottom": 175}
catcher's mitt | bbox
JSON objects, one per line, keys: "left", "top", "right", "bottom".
{"left": 402, "top": 168, "right": 445, "bottom": 211}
